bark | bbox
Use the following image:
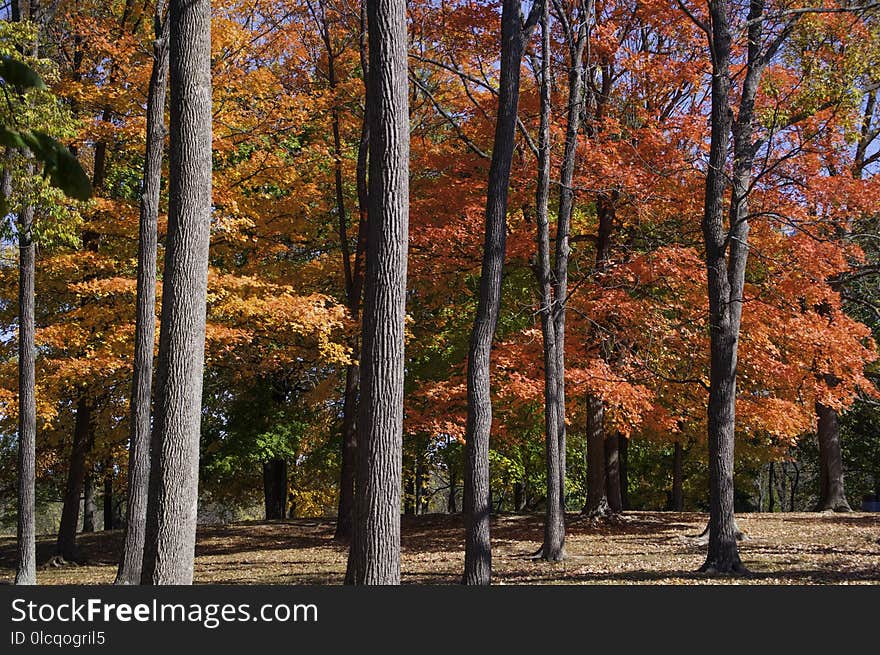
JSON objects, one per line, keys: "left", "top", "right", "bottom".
{"left": 116, "top": 1, "right": 168, "bottom": 585}
{"left": 582, "top": 196, "right": 615, "bottom": 516}
{"left": 103, "top": 463, "right": 114, "bottom": 530}
{"left": 263, "top": 459, "right": 288, "bottom": 520}
{"left": 534, "top": 0, "right": 564, "bottom": 562}
{"left": 619, "top": 433, "right": 629, "bottom": 510}
{"left": 334, "top": 4, "right": 369, "bottom": 543}
{"left": 82, "top": 473, "right": 96, "bottom": 532}
{"left": 671, "top": 441, "right": 684, "bottom": 511}
{"left": 699, "top": 0, "right": 764, "bottom": 575}
{"left": 448, "top": 466, "right": 457, "bottom": 514}
{"left": 463, "top": 0, "right": 540, "bottom": 586}
{"left": 604, "top": 432, "right": 622, "bottom": 514}
{"left": 550, "top": 0, "right": 590, "bottom": 511}
{"left": 415, "top": 460, "right": 426, "bottom": 514}
{"left": 344, "top": 0, "right": 409, "bottom": 585}
{"left": 582, "top": 394, "right": 608, "bottom": 515}
{"left": 10, "top": 0, "right": 41, "bottom": 588}
{"left": 815, "top": 403, "right": 852, "bottom": 511}
{"left": 141, "top": 0, "right": 212, "bottom": 585}
{"left": 404, "top": 476, "right": 415, "bottom": 515}
{"left": 56, "top": 398, "right": 93, "bottom": 562}
{"left": 767, "top": 462, "right": 775, "bottom": 512}
{"left": 9, "top": 160, "right": 36, "bottom": 584}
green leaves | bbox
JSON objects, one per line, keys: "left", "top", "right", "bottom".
{"left": 30, "top": 132, "right": 93, "bottom": 201}
{"left": 0, "top": 55, "right": 46, "bottom": 91}
{"left": 0, "top": 56, "right": 92, "bottom": 203}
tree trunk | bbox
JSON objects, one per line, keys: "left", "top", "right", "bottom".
{"left": 448, "top": 466, "right": 457, "bottom": 514}
{"left": 463, "top": 0, "right": 538, "bottom": 586}
{"left": 671, "top": 441, "right": 684, "bottom": 511}
{"left": 767, "top": 462, "right": 775, "bottom": 512}
{"left": 9, "top": 160, "right": 37, "bottom": 584}
{"left": 344, "top": 0, "right": 409, "bottom": 585}
{"left": 605, "top": 433, "right": 622, "bottom": 514}
{"left": 699, "top": 0, "right": 765, "bottom": 575}
{"left": 815, "top": 403, "right": 852, "bottom": 511}
{"left": 82, "top": 472, "right": 96, "bottom": 532}
{"left": 335, "top": 362, "right": 359, "bottom": 540}
{"left": 9, "top": 0, "right": 41, "bottom": 587}
{"left": 116, "top": 1, "right": 168, "bottom": 585}
{"left": 534, "top": 0, "right": 564, "bottom": 562}
{"left": 332, "top": 2, "right": 369, "bottom": 544}
{"left": 551, "top": 0, "right": 589, "bottom": 519}
{"left": 263, "top": 459, "right": 288, "bottom": 520}
{"left": 619, "top": 434, "right": 629, "bottom": 510}
{"left": 140, "top": 0, "right": 212, "bottom": 585}
{"left": 404, "top": 475, "right": 415, "bottom": 515}
{"left": 57, "top": 398, "right": 93, "bottom": 562}
{"left": 583, "top": 394, "right": 608, "bottom": 515}
{"left": 103, "top": 463, "right": 114, "bottom": 530}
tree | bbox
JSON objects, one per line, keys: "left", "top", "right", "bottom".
{"left": 344, "top": 0, "right": 410, "bottom": 585}
{"left": 140, "top": 0, "right": 212, "bottom": 585}
{"left": 463, "top": 0, "right": 542, "bottom": 587}
{"left": 115, "top": 0, "right": 168, "bottom": 585}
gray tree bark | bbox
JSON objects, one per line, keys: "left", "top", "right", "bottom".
{"left": 103, "top": 461, "right": 115, "bottom": 530}
{"left": 116, "top": 1, "right": 168, "bottom": 585}
{"left": 9, "top": 0, "right": 40, "bottom": 589}
{"left": 463, "top": 0, "right": 541, "bottom": 586}
{"left": 583, "top": 394, "right": 608, "bottom": 515}
{"left": 8, "top": 159, "right": 37, "bottom": 584}
{"left": 140, "top": 0, "right": 212, "bottom": 585}
{"left": 815, "top": 403, "right": 852, "bottom": 511}
{"left": 82, "top": 472, "right": 96, "bottom": 532}
{"left": 604, "top": 432, "right": 622, "bottom": 514}
{"left": 56, "top": 398, "right": 93, "bottom": 561}
{"left": 313, "top": 0, "right": 370, "bottom": 543}
{"left": 550, "top": 0, "right": 590, "bottom": 514}
{"left": 533, "top": 0, "right": 564, "bottom": 561}
{"left": 344, "top": 0, "right": 409, "bottom": 585}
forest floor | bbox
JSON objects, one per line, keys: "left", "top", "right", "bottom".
{"left": 1, "top": 511, "right": 878, "bottom": 584}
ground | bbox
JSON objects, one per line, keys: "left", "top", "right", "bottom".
{"left": 1, "top": 511, "right": 878, "bottom": 584}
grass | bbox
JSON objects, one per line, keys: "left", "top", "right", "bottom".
{"left": 1, "top": 511, "right": 878, "bottom": 584}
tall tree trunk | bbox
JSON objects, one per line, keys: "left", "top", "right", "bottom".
{"left": 815, "top": 403, "right": 852, "bottom": 511}
{"left": 534, "top": 0, "right": 564, "bottom": 562}
{"left": 551, "top": 0, "right": 590, "bottom": 520}
{"left": 9, "top": 160, "right": 37, "bottom": 584}
{"left": 116, "top": 1, "right": 168, "bottom": 585}
{"left": 583, "top": 395, "right": 608, "bottom": 515}
{"left": 448, "top": 466, "right": 457, "bottom": 514}
{"left": 582, "top": 196, "right": 615, "bottom": 516}
{"left": 263, "top": 458, "right": 288, "bottom": 520}
{"left": 336, "top": 363, "right": 359, "bottom": 539}
{"left": 699, "top": 0, "right": 766, "bottom": 575}
{"left": 103, "top": 462, "right": 114, "bottom": 530}
{"left": 9, "top": 0, "right": 40, "bottom": 588}
{"left": 82, "top": 472, "right": 96, "bottom": 532}
{"left": 605, "top": 432, "right": 622, "bottom": 514}
{"left": 767, "top": 462, "right": 775, "bottom": 512}
{"left": 140, "top": 0, "right": 212, "bottom": 585}
{"left": 404, "top": 475, "right": 415, "bottom": 515}
{"left": 344, "top": 0, "right": 409, "bottom": 585}
{"left": 56, "top": 398, "right": 93, "bottom": 562}
{"left": 329, "top": 1, "right": 369, "bottom": 544}
{"left": 671, "top": 441, "right": 683, "bottom": 511}
{"left": 619, "top": 434, "right": 629, "bottom": 510}
{"left": 463, "top": 0, "right": 539, "bottom": 586}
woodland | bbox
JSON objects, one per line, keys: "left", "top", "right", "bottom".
{"left": 1, "top": 0, "right": 879, "bottom": 586}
